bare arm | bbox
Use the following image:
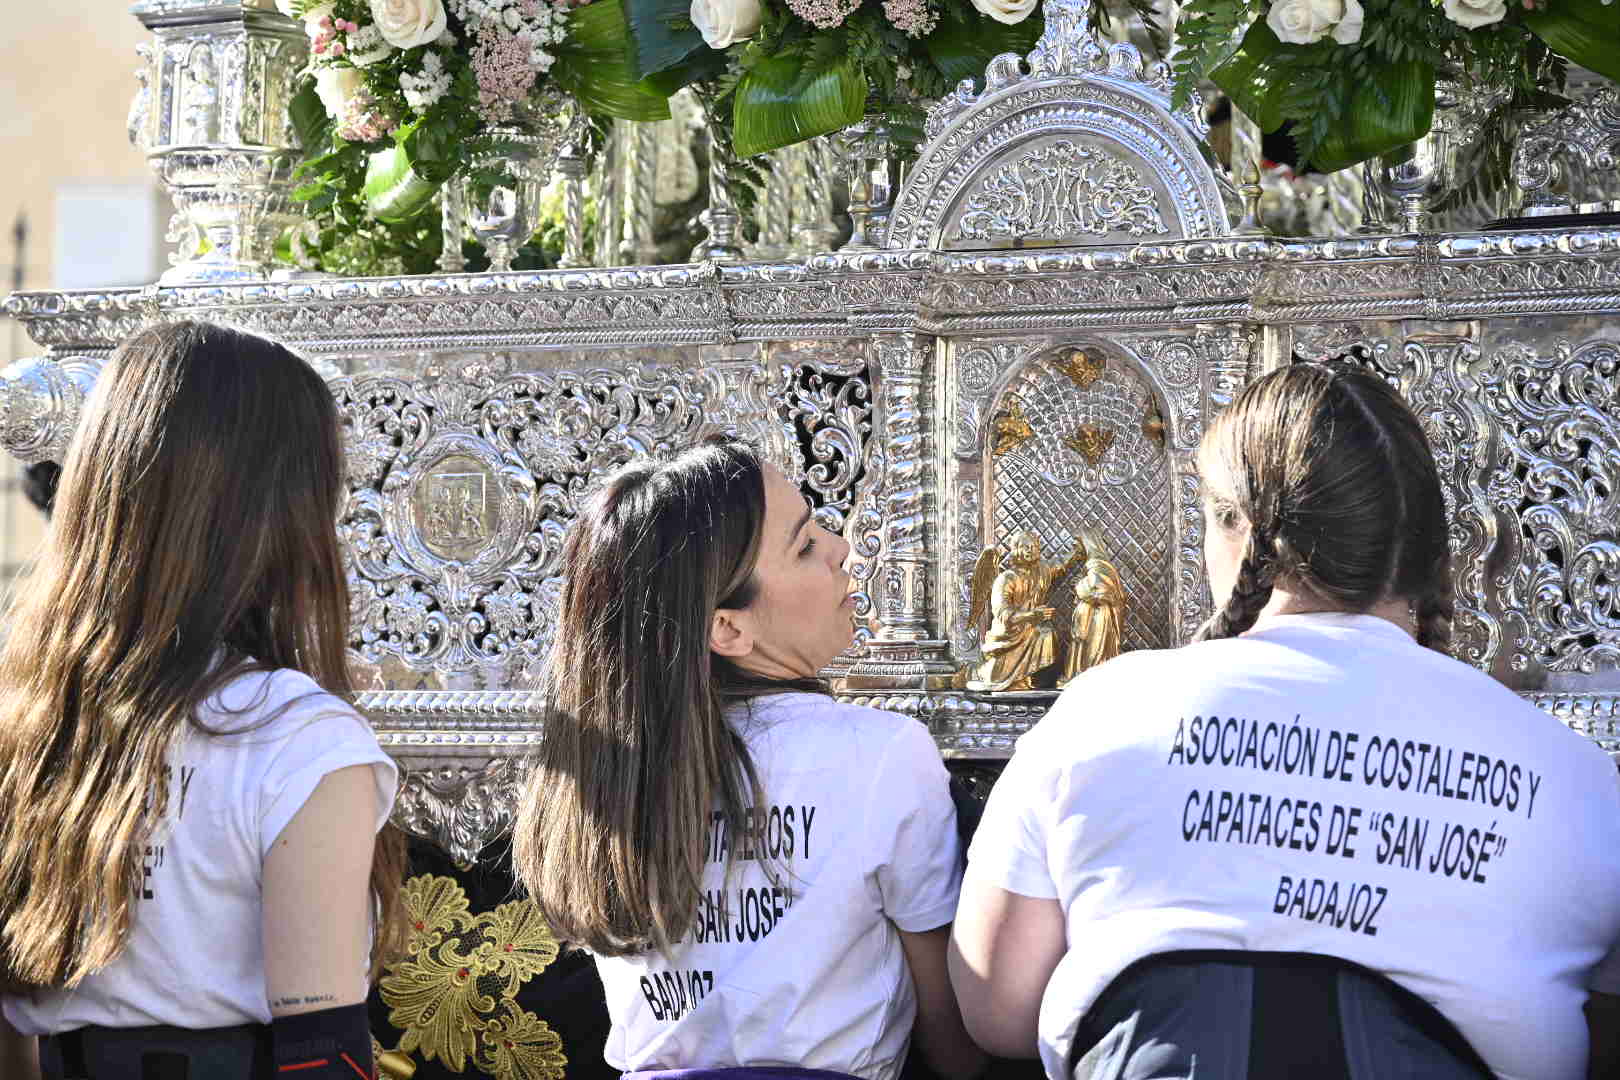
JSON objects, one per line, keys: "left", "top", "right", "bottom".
{"left": 899, "top": 926, "right": 987, "bottom": 1080}
{"left": 1588, "top": 992, "right": 1620, "bottom": 1080}
{"left": 948, "top": 874, "right": 1066, "bottom": 1059}
{"left": 0, "top": 1009, "right": 39, "bottom": 1080}
{"left": 263, "top": 765, "right": 380, "bottom": 1016}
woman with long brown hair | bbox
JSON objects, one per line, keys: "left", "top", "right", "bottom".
{"left": 0, "top": 321, "right": 404, "bottom": 1079}
{"left": 513, "top": 438, "right": 983, "bottom": 1080}
{"left": 950, "top": 363, "right": 1620, "bottom": 1079}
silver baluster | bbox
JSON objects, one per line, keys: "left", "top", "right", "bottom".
{"left": 793, "top": 138, "right": 842, "bottom": 257}
{"left": 619, "top": 121, "right": 660, "bottom": 265}
{"left": 690, "top": 122, "right": 745, "bottom": 263}
{"left": 437, "top": 180, "right": 467, "bottom": 273}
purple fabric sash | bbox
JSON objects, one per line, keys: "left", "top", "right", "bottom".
{"left": 621, "top": 1069, "right": 861, "bottom": 1080}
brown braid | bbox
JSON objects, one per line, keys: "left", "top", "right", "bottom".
{"left": 1196, "top": 363, "right": 1455, "bottom": 656}
{"left": 1194, "top": 528, "right": 1278, "bottom": 642}
{"left": 1413, "top": 550, "right": 1455, "bottom": 653}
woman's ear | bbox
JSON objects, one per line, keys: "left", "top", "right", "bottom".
{"left": 710, "top": 608, "right": 754, "bottom": 659}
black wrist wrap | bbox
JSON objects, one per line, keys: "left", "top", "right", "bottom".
{"left": 271, "top": 1002, "right": 374, "bottom": 1079}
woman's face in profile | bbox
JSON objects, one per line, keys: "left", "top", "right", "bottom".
{"left": 1198, "top": 448, "right": 1248, "bottom": 612}
{"left": 725, "top": 464, "right": 856, "bottom": 679}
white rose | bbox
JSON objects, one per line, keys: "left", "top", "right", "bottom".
{"left": 1443, "top": 0, "right": 1506, "bottom": 27}
{"left": 1331, "top": 0, "right": 1363, "bottom": 43}
{"left": 1265, "top": 0, "right": 1360, "bottom": 43}
{"left": 275, "top": 0, "right": 299, "bottom": 17}
{"left": 369, "top": 0, "right": 448, "bottom": 49}
{"left": 690, "top": 0, "right": 762, "bottom": 48}
{"left": 313, "top": 64, "right": 365, "bottom": 121}
{"left": 970, "top": 0, "right": 1037, "bottom": 24}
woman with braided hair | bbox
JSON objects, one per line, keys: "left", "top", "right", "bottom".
{"left": 950, "top": 363, "right": 1620, "bottom": 1080}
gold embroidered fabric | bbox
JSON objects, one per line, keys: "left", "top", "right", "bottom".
{"left": 378, "top": 874, "right": 569, "bottom": 1080}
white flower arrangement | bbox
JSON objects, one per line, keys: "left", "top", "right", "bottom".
{"left": 1265, "top": 0, "right": 1363, "bottom": 44}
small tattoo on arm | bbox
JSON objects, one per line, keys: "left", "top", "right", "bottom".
{"left": 271, "top": 993, "right": 338, "bottom": 1009}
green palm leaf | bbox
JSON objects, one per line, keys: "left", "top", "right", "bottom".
{"left": 1310, "top": 60, "right": 1434, "bottom": 173}
{"left": 363, "top": 146, "right": 442, "bottom": 223}
{"left": 733, "top": 51, "right": 866, "bottom": 157}
{"left": 1209, "top": 20, "right": 1291, "bottom": 132}
{"left": 620, "top": 0, "right": 715, "bottom": 78}
{"left": 1526, "top": 0, "right": 1620, "bottom": 82}
{"left": 553, "top": 0, "right": 673, "bottom": 120}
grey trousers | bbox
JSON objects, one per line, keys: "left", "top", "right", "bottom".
{"left": 1071, "top": 952, "right": 1494, "bottom": 1080}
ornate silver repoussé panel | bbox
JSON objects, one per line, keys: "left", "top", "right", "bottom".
{"left": 13, "top": 231, "right": 1620, "bottom": 859}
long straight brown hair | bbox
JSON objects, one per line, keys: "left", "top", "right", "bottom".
{"left": 512, "top": 438, "right": 805, "bottom": 956}
{"left": 1195, "top": 362, "right": 1454, "bottom": 650}
{"left": 0, "top": 321, "right": 404, "bottom": 990}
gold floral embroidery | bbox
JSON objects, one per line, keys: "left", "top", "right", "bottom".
{"left": 380, "top": 874, "right": 568, "bottom": 1080}
{"left": 481, "top": 1006, "right": 569, "bottom": 1080}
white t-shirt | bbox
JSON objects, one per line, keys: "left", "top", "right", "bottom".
{"left": 4, "top": 667, "right": 397, "bottom": 1035}
{"left": 969, "top": 612, "right": 1620, "bottom": 1080}
{"left": 595, "top": 693, "right": 962, "bottom": 1080}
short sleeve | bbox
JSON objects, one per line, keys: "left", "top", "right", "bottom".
{"left": 867, "top": 720, "right": 964, "bottom": 933}
{"left": 1592, "top": 939, "right": 1620, "bottom": 996}
{"left": 966, "top": 729, "right": 1059, "bottom": 900}
{"left": 258, "top": 702, "right": 398, "bottom": 858}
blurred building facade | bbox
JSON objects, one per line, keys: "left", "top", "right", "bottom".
{"left": 0, "top": 1, "right": 165, "bottom": 589}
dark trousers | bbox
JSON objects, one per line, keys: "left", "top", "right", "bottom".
{"left": 1071, "top": 951, "right": 1497, "bottom": 1080}
{"left": 39, "top": 1022, "right": 271, "bottom": 1080}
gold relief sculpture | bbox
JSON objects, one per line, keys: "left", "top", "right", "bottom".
{"left": 1142, "top": 399, "right": 1166, "bottom": 448}
{"left": 378, "top": 874, "right": 569, "bottom": 1080}
{"left": 965, "top": 531, "right": 1085, "bottom": 692}
{"left": 1065, "top": 424, "right": 1115, "bottom": 466}
{"left": 991, "top": 398, "right": 1036, "bottom": 458}
{"left": 413, "top": 454, "right": 497, "bottom": 561}
{"left": 1051, "top": 347, "right": 1105, "bottom": 390}
{"left": 1058, "top": 529, "right": 1126, "bottom": 687}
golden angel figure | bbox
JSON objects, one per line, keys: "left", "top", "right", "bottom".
{"left": 1058, "top": 529, "right": 1126, "bottom": 687}
{"left": 966, "top": 531, "right": 1084, "bottom": 692}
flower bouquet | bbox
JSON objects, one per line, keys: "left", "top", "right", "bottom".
{"left": 282, "top": 0, "right": 667, "bottom": 273}
{"left": 1173, "top": 0, "right": 1620, "bottom": 173}
{"left": 613, "top": 0, "right": 1125, "bottom": 162}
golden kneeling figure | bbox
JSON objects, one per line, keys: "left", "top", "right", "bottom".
{"left": 1058, "top": 529, "right": 1125, "bottom": 687}
{"left": 966, "top": 531, "right": 1084, "bottom": 692}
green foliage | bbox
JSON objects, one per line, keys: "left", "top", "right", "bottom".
{"left": 1171, "top": 0, "right": 1251, "bottom": 110}
{"left": 554, "top": 0, "right": 676, "bottom": 119}
{"left": 619, "top": 0, "right": 715, "bottom": 79}
{"left": 732, "top": 34, "right": 867, "bottom": 156}
{"left": 1526, "top": 0, "right": 1620, "bottom": 81}
{"left": 925, "top": 6, "right": 1045, "bottom": 87}
{"left": 1178, "top": 0, "right": 1615, "bottom": 173}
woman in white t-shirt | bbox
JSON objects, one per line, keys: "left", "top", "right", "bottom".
{"left": 514, "top": 438, "right": 984, "bottom": 1080}
{"left": 0, "top": 321, "right": 404, "bottom": 1080}
{"left": 950, "top": 364, "right": 1620, "bottom": 1080}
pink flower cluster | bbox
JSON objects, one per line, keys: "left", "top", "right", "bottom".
{"left": 882, "top": 0, "right": 937, "bottom": 35}
{"left": 786, "top": 0, "right": 862, "bottom": 29}
{"left": 336, "top": 89, "right": 398, "bottom": 141}
{"left": 471, "top": 21, "right": 540, "bottom": 124}
{"left": 311, "top": 14, "right": 362, "bottom": 56}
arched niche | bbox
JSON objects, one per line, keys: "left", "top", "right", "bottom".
{"left": 886, "top": 0, "right": 1228, "bottom": 250}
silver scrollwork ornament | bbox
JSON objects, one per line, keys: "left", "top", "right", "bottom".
{"left": 0, "top": 357, "right": 105, "bottom": 466}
